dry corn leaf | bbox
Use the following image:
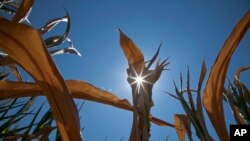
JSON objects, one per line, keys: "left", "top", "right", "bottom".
{"left": 0, "top": 80, "right": 175, "bottom": 127}
{"left": 174, "top": 114, "right": 192, "bottom": 141}
{"left": 203, "top": 11, "right": 250, "bottom": 141}
{"left": 11, "top": 0, "right": 34, "bottom": 23}
{"left": 0, "top": 18, "right": 82, "bottom": 140}
{"left": 118, "top": 29, "right": 145, "bottom": 72}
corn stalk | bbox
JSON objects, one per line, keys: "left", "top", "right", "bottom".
{"left": 118, "top": 29, "right": 169, "bottom": 141}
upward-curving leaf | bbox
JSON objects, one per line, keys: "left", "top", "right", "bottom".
{"left": 203, "top": 11, "right": 250, "bottom": 141}
{"left": 43, "top": 10, "right": 71, "bottom": 48}
{"left": 0, "top": 18, "right": 82, "bottom": 140}
{"left": 118, "top": 29, "right": 145, "bottom": 73}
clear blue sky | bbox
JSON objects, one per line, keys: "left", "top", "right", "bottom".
{"left": 13, "top": 0, "right": 250, "bottom": 140}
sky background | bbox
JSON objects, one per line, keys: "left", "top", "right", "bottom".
{"left": 5, "top": 0, "right": 250, "bottom": 140}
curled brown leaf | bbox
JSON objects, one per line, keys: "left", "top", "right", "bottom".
{"left": 203, "top": 11, "right": 250, "bottom": 141}
{"left": 0, "top": 18, "right": 81, "bottom": 140}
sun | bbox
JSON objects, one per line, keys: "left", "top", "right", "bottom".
{"left": 135, "top": 76, "right": 143, "bottom": 85}
{"left": 129, "top": 71, "right": 151, "bottom": 93}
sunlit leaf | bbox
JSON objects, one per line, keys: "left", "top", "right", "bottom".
{"left": 38, "top": 14, "right": 68, "bottom": 35}
{"left": 203, "top": 11, "right": 250, "bottom": 140}
{"left": 11, "top": 0, "right": 34, "bottom": 23}
{"left": 0, "top": 18, "right": 81, "bottom": 140}
{"left": 118, "top": 29, "right": 145, "bottom": 73}
{"left": 50, "top": 46, "right": 81, "bottom": 56}
{"left": 49, "top": 37, "right": 81, "bottom": 56}
{"left": 43, "top": 11, "right": 70, "bottom": 48}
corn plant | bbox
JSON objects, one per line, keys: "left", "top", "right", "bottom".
{"left": 118, "top": 29, "right": 170, "bottom": 141}
{"left": 167, "top": 62, "right": 213, "bottom": 141}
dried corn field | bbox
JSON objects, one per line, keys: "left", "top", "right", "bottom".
{"left": 0, "top": 0, "right": 250, "bottom": 141}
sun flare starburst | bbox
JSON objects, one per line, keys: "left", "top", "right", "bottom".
{"left": 129, "top": 71, "right": 151, "bottom": 93}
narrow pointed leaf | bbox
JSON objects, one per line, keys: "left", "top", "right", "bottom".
{"left": 234, "top": 66, "right": 250, "bottom": 104}
{"left": 146, "top": 43, "right": 161, "bottom": 70}
{"left": 33, "top": 109, "right": 52, "bottom": 133}
{"left": 24, "top": 102, "right": 45, "bottom": 134}
{"left": 203, "top": 11, "right": 250, "bottom": 141}
{"left": 196, "top": 62, "right": 208, "bottom": 134}
{"left": 0, "top": 99, "right": 18, "bottom": 119}
{"left": 197, "top": 61, "right": 207, "bottom": 92}
{"left": 186, "top": 67, "right": 195, "bottom": 112}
